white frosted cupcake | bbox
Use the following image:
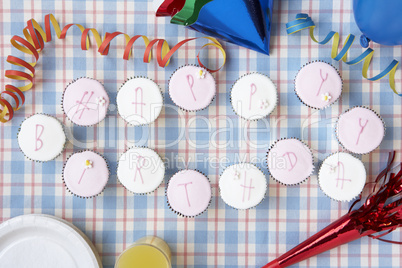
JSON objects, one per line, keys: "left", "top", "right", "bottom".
{"left": 166, "top": 169, "right": 211, "bottom": 217}
{"left": 168, "top": 65, "right": 216, "bottom": 112}
{"left": 295, "top": 61, "right": 342, "bottom": 109}
{"left": 17, "top": 114, "right": 66, "bottom": 162}
{"left": 219, "top": 163, "right": 267, "bottom": 209}
{"left": 117, "top": 77, "right": 163, "bottom": 126}
{"left": 335, "top": 106, "right": 385, "bottom": 154}
{"left": 267, "top": 138, "right": 314, "bottom": 185}
{"left": 117, "top": 147, "right": 165, "bottom": 194}
{"left": 231, "top": 73, "right": 277, "bottom": 120}
{"left": 318, "top": 152, "right": 366, "bottom": 202}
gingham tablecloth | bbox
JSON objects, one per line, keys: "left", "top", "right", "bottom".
{"left": 1, "top": 0, "right": 402, "bottom": 267}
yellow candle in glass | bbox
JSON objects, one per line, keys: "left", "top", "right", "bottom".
{"left": 115, "top": 236, "right": 171, "bottom": 268}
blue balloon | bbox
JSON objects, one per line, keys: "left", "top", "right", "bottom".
{"left": 353, "top": 0, "right": 402, "bottom": 46}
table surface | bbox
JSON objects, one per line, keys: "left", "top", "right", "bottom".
{"left": 1, "top": 0, "right": 402, "bottom": 267}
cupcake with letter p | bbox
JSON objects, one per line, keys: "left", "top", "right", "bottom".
{"left": 295, "top": 61, "right": 342, "bottom": 109}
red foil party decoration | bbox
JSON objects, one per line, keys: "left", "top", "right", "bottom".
{"left": 263, "top": 151, "right": 402, "bottom": 268}
{"left": 155, "top": 0, "right": 186, "bottom": 17}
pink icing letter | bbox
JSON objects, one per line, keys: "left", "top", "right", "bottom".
{"left": 186, "top": 75, "right": 197, "bottom": 101}
{"left": 76, "top": 91, "right": 94, "bottom": 119}
{"left": 249, "top": 83, "right": 257, "bottom": 110}
{"left": 240, "top": 173, "right": 255, "bottom": 202}
{"left": 78, "top": 169, "right": 87, "bottom": 184}
{"left": 134, "top": 156, "right": 146, "bottom": 184}
{"left": 282, "top": 152, "right": 297, "bottom": 171}
{"left": 178, "top": 182, "right": 193, "bottom": 207}
{"left": 356, "top": 118, "right": 368, "bottom": 145}
{"left": 335, "top": 161, "right": 351, "bottom": 189}
{"left": 132, "top": 87, "right": 146, "bottom": 117}
{"left": 316, "top": 69, "right": 329, "bottom": 96}
{"left": 35, "top": 124, "right": 44, "bottom": 151}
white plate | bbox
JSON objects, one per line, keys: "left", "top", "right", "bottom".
{"left": 0, "top": 214, "right": 102, "bottom": 268}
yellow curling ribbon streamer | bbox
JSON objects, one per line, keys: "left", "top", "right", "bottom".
{"left": 0, "top": 14, "right": 226, "bottom": 123}
{"left": 287, "top": 14, "right": 401, "bottom": 96}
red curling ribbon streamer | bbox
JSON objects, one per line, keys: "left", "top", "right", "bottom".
{"left": 0, "top": 14, "right": 226, "bottom": 123}
{"left": 262, "top": 151, "right": 402, "bottom": 268}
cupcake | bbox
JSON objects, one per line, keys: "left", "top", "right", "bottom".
{"left": 219, "top": 163, "right": 267, "bottom": 210}
{"left": 318, "top": 152, "right": 366, "bottom": 202}
{"left": 166, "top": 169, "right": 211, "bottom": 217}
{"left": 231, "top": 73, "right": 277, "bottom": 120}
{"left": 335, "top": 106, "right": 385, "bottom": 154}
{"left": 17, "top": 113, "right": 66, "bottom": 162}
{"left": 168, "top": 65, "right": 216, "bottom": 111}
{"left": 295, "top": 61, "right": 342, "bottom": 109}
{"left": 267, "top": 138, "right": 314, "bottom": 185}
{"left": 117, "top": 147, "right": 165, "bottom": 194}
{"left": 62, "top": 77, "right": 109, "bottom": 126}
{"left": 62, "top": 150, "right": 109, "bottom": 198}
{"left": 116, "top": 77, "right": 163, "bottom": 126}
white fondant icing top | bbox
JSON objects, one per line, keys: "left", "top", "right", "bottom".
{"left": 231, "top": 73, "right": 277, "bottom": 120}
{"left": 219, "top": 163, "right": 267, "bottom": 209}
{"left": 318, "top": 152, "right": 366, "bottom": 202}
{"left": 18, "top": 114, "right": 66, "bottom": 162}
{"left": 117, "top": 147, "right": 165, "bottom": 194}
